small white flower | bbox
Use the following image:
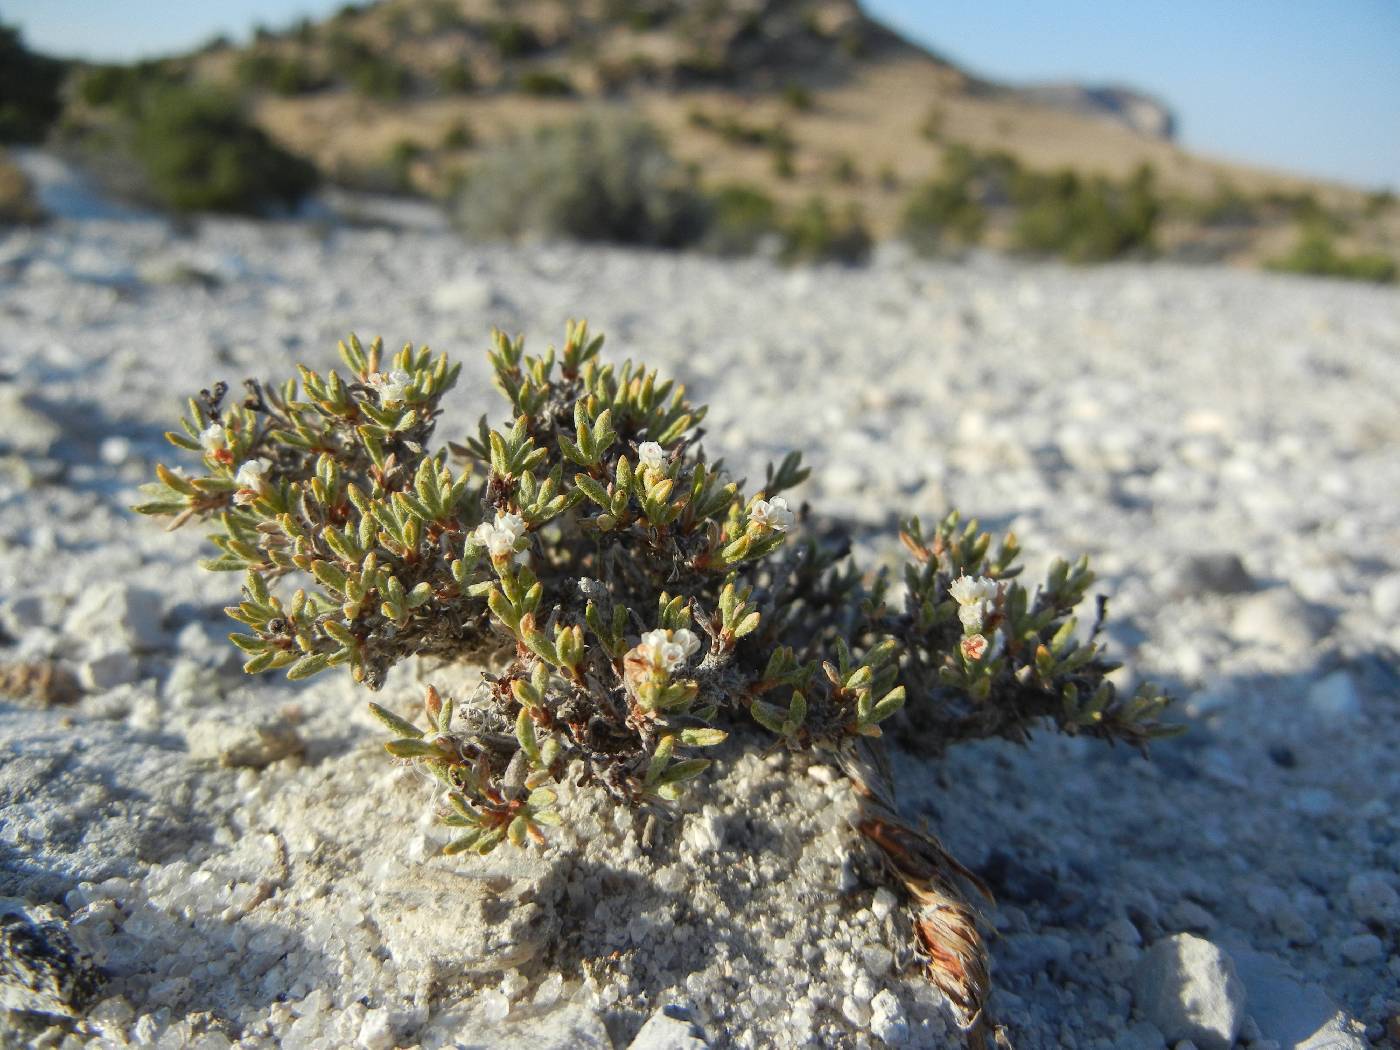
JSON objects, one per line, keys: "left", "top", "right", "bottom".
{"left": 637, "top": 441, "right": 666, "bottom": 472}
{"left": 671, "top": 627, "right": 702, "bottom": 660}
{"left": 473, "top": 510, "right": 528, "bottom": 559}
{"left": 948, "top": 575, "right": 997, "bottom": 607}
{"left": 750, "top": 496, "right": 795, "bottom": 532}
{"left": 370, "top": 369, "right": 413, "bottom": 405}
{"left": 200, "top": 422, "right": 227, "bottom": 453}
{"left": 233, "top": 458, "right": 272, "bottom": 505}
{"left": 635, "top": 628, "right": 697, "bottom": 674}
{"left": 494, "top": 511, "right": 526, "bottom": 543}
{"left": 957, "top": 603, "right": 986, "bottom": 631}
{"left": 235, "top": 458, "right": 270, "bottom": 490}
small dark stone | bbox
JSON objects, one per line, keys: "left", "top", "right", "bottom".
{"left": 0, "top": 910, "right": 105, "bottom": 1017}
{"left": 1268, "top": 745, "right": 1297, "bottom": 769}
{"left": 1169, "top": 553, "right": 1255, "bottom": 597}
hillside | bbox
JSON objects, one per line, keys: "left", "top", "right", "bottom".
{"left": 40, "top": 0, "right": 1400, "bottom": 268}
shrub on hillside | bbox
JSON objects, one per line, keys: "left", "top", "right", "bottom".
{"left": 326, "top": 33, "right": 413, "bottom": 100}
{"left": 77, "top": 61, "right": 185, "bottom": 113}
{"left": 487, "top": 20, "right": 543, "bottom": 59}
{"left": 348, "top": 56, "right": 413, "bottom": 101}
{"left": 453, "top": 115, "right": 707, "bottom": 247}
{"left": 386, "top": 139, "right": 425, "bottom": 193}
{"left": 1012, "top": 164, "right": 1159, "bottom": 263}
{"left": 235, "top": 52, "right": 327, "bottom": 97}
{"left": 1192, "top": 180, "right": 1258, "bottom": 227}
{"left": 1363, "top": 189, "right": 1395, "bottom": 219}
{"left": 900, "top": 150, "right": 989, "bottom": 256}
{"left": 127, "top": 85, "right": 318, "bottom": 214}
{"left": 701, "top": 183, "right": 779, "bottom": 256}
{"left": 518, "top": 70, "right": 575, "bottom": 98}
{"left": 440, "top": 119, "right": 475, "bottom": 151}
{"left": 0, "top": 24, "right": 66, "bottom": 143}
{"left": 436, "top": 62, "right": 476, "bottom": 95}
{"left": 780, "top": 197, "right": 872, "bottom": 265}
{"left": 1266, "top": 226, "right": 1396, "bottom": 284}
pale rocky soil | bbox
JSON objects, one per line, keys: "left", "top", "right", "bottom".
{"left": 1, "top": 158, "right": 1399, "bottom": 1049}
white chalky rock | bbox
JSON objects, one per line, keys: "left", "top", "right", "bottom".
{"left": 1230, "top": 588, "right": 1326, "bottom": 652}
{"left": 628, "top": 1005, "right": 708, "bottom": 1049}
{"left": 869, "top": 989, "right": 910, "bottom": 1046}
{"left": 65, "top": 581, "right": 166, "bottom": 652}
{"left": 1132, "top": 934, "right": 1246, "bottom": 1050}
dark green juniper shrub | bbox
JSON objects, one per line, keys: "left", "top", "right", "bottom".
{"left": 138, "top": 323, "right": 1179, "bottom": 1039}
{"left": 124, "top": 84, "right": 318, "bottom": 214}
{"left": 0, "top": 23, "right": 65, "bottom": 143}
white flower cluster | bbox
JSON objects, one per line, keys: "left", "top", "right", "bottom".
{"left": 633, "top": 627, "right": 702, "bottom": 675}
{"left": 368, "top": 369, "right": 413, "bottom": 406}
{"left": 233, "top": 458, "right": 272, "bottom": 505}
{"left": 637, "top": 441, "right": 667, "bottom": 472}
{"left": 948, "top": 575, "right": 998, "bottom": 632}
{"left": 473, "top": 510, "right": 528, "bottom": 563}
{"left": 750, "top": 496, "right": 795, "bottom": 532}
{"left": 200, "top": 422, "right": 227, "bottom": 454}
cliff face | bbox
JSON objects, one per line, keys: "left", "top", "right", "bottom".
{"left": 1017, "top": 82, "right": 1177, "bottom": 140}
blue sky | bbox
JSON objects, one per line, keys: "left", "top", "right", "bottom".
{"left": 8, "top": 0, "right": 1399, "bottom": 190}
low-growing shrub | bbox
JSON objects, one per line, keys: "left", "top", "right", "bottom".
{"left": 900, "top": 150, "right": 988, "bottom": 255}
{"left": 77, "top": 60, "right": 186, "bottom": 113}
{"left": 1192, "top": 179, "right": 1258, "bottom": 227}
{"left": 0, "top": 149, "right": 44, "bottom": 224}
{"left": 137, "top": 323, "right": 1179, "bottom": 1041}
{"left": 386, "top": 138, "right": 425, "bottom": 193}
{"left": 453, "top": 114, "right": 707, "bottom": 247}
{"left": 1266, "top": 226, "right": 1397, "bottom": 283}
{"left": 687, "top": 110, "right": 792, "bottom": 153}
{"left": 348, "top": 55, "right": 413, "bottom": 101}
{"left": 772, "top": 138, "right": 797, "bottom": 180}
{"left": 487, "top": 20, "right": 542, "bottom": 59}
{"left": 829, "top": 153, "right": 860, "bottom": 185}
{"left": 436, "top": 62, "right": 476, "bottom": 95}
{"left": 517, "top": 70, "right": 574, "bottom": 98}
{"left": 425, "top": 0, "right": 469, "bottom": 33}
{"left": 701, "top": 182, "right": 779, "bottom": 256}
{"left": 781, "top": 196, "right": 872, "bottom": 265}
{"left": 127, "top": 84, "right": 318, "bottom": 214}
{"left": 325, "top": 33, "right": 413, "bottom": 100}
{"left": 1012, "top": 163, "right": 1159, "bottom": 262}
{"left": 920, "top": 104, "right": 945, "bottom": 142}
{"left": 440, "top": 119, "right": 474, "bottom": 151}
{"left": 235, "top": 52, "right": 327, "bottom": 97}
{"left": 1363, "top": 189, "right": 1395, "bottom": 219}
{"left": 783, "top": 82, "right": 813, "bottom": 111}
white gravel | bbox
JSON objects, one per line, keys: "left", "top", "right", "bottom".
{"left": 1, "top": 160, "right": 1398, "bottom": 1049}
